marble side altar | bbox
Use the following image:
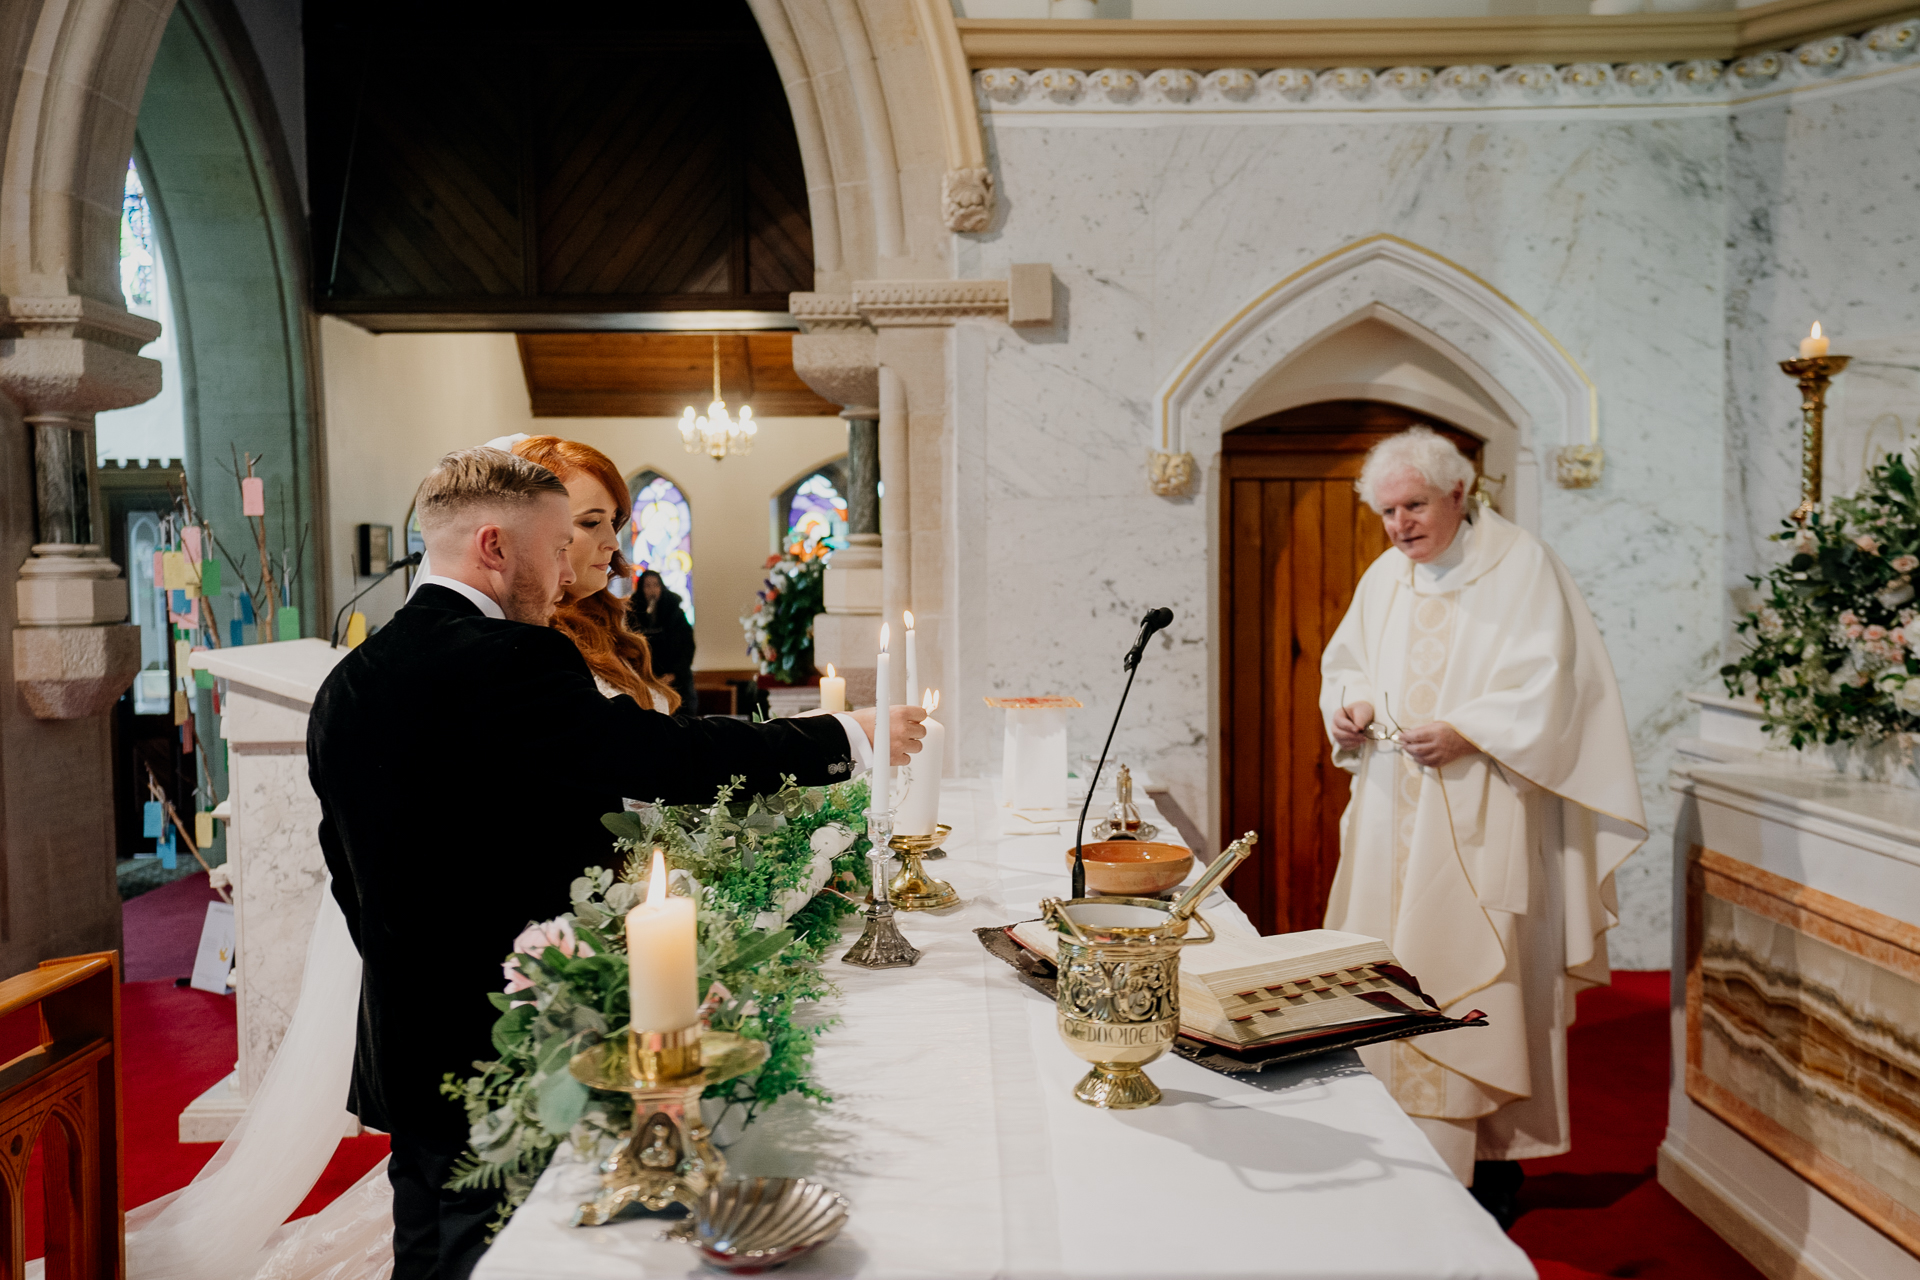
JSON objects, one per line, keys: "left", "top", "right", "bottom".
{"left": 181, "top": 638, "right": 348, "bottom": 1142}
{"left": 1663, "top": 694, "right": 1920, "bottom": 1280}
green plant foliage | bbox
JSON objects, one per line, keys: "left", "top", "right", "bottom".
{"left": 440, "top": 777, "right": 872, "bottom": 1236}
{"left": 1723, "top": 450, "right": 1920, "bottom": 747}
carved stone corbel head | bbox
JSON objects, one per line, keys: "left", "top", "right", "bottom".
{"left": 1148, "top": 451, "right": 1196, "bottom": 498}
{"left": 942, "top": 168, "right": 994, "bottom": 233}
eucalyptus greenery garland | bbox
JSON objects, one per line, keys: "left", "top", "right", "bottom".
{"left": 1723, "top": 449, "right": 1920, "bottom": 747}
{"left": 440, "top": 777, "right": 871, "bottom": 1234}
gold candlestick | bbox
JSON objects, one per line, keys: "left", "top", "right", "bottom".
{"left": 1778, "top": 354, "right": 1850, "bottom": 522}
{"left": 568, "top": 1024, "right": 769, "bottom": 1225}
{"left": 887, "top": 824, "right": 957, "bottom": 911}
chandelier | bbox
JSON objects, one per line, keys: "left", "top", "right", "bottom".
{"left": 679, "top": 335, "right": 756, "bottom": 459}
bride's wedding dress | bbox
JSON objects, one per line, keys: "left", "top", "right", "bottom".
{"left": 124, "top": 682, "right": 676, "bottom": 1280}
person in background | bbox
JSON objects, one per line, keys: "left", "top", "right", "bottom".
{"left": 631, "top": 568, "right": 697, "bottom": 714}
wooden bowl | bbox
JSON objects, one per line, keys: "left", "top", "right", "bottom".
{"left": 1063, "top": 841, "right": 1194, "bottom": 897}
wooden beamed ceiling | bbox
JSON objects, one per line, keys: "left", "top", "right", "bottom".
{"left": 516, "top": 333, "right": 838, "bottom": 419}
{"left": 305, "top": 1, "right": 812, "bottom": 330}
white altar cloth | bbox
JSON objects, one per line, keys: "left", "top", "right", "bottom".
{"left": 474, "top": 779, "right": 1533, "bottom": 1280}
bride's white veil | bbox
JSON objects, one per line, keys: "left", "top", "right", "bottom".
{"left": 125, "top": 888, "right": 394, "bottom": 1280}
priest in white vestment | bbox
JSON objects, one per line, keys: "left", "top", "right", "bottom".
{"left": 1319, "top": 427, "right": 1646, "bottom": 1215}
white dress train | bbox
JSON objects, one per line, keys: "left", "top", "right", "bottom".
{"left": 122, "top": 683, "right": 673, "bottom": 1280}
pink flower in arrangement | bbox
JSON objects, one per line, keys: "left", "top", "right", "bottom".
{"left": 1896, "top": 556, "right": 1919, "bottom": 574}
{"left": 1893, "top": 629, "right": 1910, "bottom": 649}
{"left": 501, "top": 918, "right": 593, "bottom": 1000}
{"left": 1858, "top": 535, "right": 1882, "bottom": 554}
{"left": 1839, "top": 610, "right": 1859, "bottom": 628}
{"left": 1866, "top": 625, "right": 1888, "bottom": 642}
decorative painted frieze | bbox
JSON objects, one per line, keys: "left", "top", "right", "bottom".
{"left": 975, "top": 18, "right": 1920, "bottom": 113}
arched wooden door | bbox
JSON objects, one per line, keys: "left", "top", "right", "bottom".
{"left": 1220, "top": 401, "right": 1483, "bottom": 936}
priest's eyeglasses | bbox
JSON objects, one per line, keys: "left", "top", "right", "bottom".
{"left": 1340, "top": 689, "right": 1404, "bottom": 744}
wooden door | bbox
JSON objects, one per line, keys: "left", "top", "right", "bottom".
{"left": 1220, "top": 401, "right": 1481, "bottom": 936}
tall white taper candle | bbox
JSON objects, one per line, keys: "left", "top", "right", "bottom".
{"left": 872, "top": 624, "right": 890, "bottom": 814}
{"left": 894, "top": 690, "right": 944, "bottom": 837}
{"left": 903, "top": 611, "right": 917, "bottom": 713}
{"left": 626, "top": 848, "right": 698, "bottom": 1032}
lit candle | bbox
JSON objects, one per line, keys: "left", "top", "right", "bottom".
{"left": 894, "top": 690, "right": 945, "bottom": 837}
{"left": 872, "top": 625, "right": 890, "bottom": 814}
{"left": 903, "top": 611, "right": 918, "bottom": 712}
{"left": 1800, "top": 321, "right": 1830, "bottom": 359}
{"left": 626, "top": 848, "right": 698, "bottom": 1033}
{"left": 819, "top": 662, "right": 846, "bottom": 712}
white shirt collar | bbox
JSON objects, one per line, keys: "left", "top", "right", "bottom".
{"left": 414, "top": 574, "right": 505, "bottom": 620}
{"left": 1412, "top": 513, "right": 1475, "bottom": 591}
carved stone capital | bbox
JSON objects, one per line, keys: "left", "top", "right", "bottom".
{"left": 791, "top": 330, "right": 879, "bottom": 413}
{"left": 17, "top": 545, "right": 129, "bottom": 627}
{"left": 942, "top": 167, "right": 995, "bottom": 233}
{"left": 1148, "top": 451, "right": 1196, "bottom": 498}
{"left": 0, "top": 295, "right": 162, "bottom": 416}
{"left": 13, "top": 623, "right": 142, "bottom": 720}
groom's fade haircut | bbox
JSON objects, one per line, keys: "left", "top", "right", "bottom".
{"left": 414, "top": 446, "right": 569, "bottom": 540}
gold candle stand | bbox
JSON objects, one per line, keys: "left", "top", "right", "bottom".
{"left": 568, "top": 1024, "right": 769, "bottom": 1225}
{"left": 1779, "top": 354, "right": 1850, "bottom": 522}
{"left": 887, "top": 824, "right": 957, "bottom": 911}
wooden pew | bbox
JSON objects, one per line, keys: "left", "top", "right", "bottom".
{"left": 0, "top": 953, "right": 122, "bottom": 1280}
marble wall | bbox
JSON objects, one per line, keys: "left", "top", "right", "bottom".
{"left": 956, "top": 108, "right": 1741, "bottom": 966}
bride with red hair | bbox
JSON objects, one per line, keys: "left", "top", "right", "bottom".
{"left": 509, "top": 435, "right": 680, "bottom": 712}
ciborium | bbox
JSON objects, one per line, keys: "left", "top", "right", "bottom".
{"left": 888, "top": 824, "right": 958, "bottom": 911}
{"left": 568, "top": 1024, "right": 769, "bottom": 1225}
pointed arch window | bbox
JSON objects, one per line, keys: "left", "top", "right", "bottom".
{"left": 628, "top": 471, "right": 694, "bottom": 622}
{"left": 773, "top": 460, "right": 848, "bottom": 555}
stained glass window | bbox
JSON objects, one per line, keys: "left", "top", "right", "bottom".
{"left": 629, "top": 472, "right": 694, "bottom": 622}
{"left": 121, "top": 160, "right": 155, "bottom": 309}
{"left": 785, "top": 472, "right": 847, "bottom": 553}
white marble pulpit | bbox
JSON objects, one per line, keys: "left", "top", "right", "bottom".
{"left": 182, "top": 638, "right": 347, "bottom": 1141}
{"left": 1664, "top": 693, "right": 1920, "bottom": 1280}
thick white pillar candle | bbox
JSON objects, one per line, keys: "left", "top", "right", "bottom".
{"left": 903, "top": 611, "right": 917, "bottom": 711}
{"left": 819, "top": 663, "right": 846, "bottom": 712}
{"left": 872, "top": 625, "right": 890, "bottom": 814}
{"left": 1800, "top": 321, "right": 1829, "bottom": 358}
{"left": 894, "top": 691, "right": 944, "bottom": 837}
{"left": 626, "top": 848, "right": 698, "bottom": 1032}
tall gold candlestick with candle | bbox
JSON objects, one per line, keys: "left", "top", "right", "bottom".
{"left": 1780, "top": 322, "right": 1850, "bottom": 523}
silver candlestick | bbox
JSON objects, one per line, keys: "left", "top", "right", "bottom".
{"left": 841, "top": 810, "right": 921, "bottom": 969}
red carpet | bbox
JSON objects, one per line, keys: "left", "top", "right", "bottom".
{"left": 99, "top": 883, "right": 1758, "bottom": 1276}
{"left": 1512, "top": 971, "right": 1763, "bottom": 1279}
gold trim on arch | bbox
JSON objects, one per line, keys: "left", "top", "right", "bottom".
{"left": 1157, "top": 232, "right": 1598, "bottom": 450}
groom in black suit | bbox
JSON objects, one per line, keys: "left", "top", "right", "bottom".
{"left": 309, "top": 448, "right": 921, "bottom": 1280}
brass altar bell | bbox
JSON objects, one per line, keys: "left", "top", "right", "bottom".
{"left": 1042, "top": 832, "right": 1257, "bottom": 1110}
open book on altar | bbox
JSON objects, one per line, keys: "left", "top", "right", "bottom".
{"left": 1005, "top": 922, "right": 1444, "bottom": 1050}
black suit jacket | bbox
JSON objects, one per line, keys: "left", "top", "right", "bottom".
{"left": 308, "top": 585, "right": 853, "bottom": 1140}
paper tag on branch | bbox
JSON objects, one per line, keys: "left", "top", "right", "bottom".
{"left": 241, "top": 476, "right": 266, "bottom": 517}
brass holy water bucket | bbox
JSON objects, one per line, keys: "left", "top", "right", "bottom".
{"left": 1041, "top": 896, "right": 1215, "bottom": 1110}
{"left": 1040, "top": 832, "right": 1256, "bottom": 1110}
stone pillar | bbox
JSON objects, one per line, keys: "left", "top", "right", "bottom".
{"left": 791, "top": 302, "right": 884, "bottom": 707}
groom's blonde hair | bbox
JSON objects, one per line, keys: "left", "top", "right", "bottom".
{"left": 414, "top": 447, "right": 568, "bottom": 539}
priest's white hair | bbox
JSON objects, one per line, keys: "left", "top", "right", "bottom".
{"left": 1356, "top": 426, "right": 1476, "bottom": 511}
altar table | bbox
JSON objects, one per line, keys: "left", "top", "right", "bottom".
{"left": 474, "top": 779, "right": 1534, "bottom": 1280}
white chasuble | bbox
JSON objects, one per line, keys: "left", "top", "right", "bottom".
{"left": 1318, "top": 509, "right": 1646, "bottom": 1177}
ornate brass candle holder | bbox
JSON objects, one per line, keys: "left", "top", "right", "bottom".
{"left": 1779, "top": 353, "right": 1851, "bottom": 522}
{"left": 842, "top": 812, "right": 922, "bottom": 969}
{"left": 568, "top": 1024, "right": 769, "bottom": 1225}
{"left": 887, "top": 824, "right": 957, "bottom": 911}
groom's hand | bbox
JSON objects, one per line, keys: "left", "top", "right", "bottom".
{"left": 850, "top": 705, "right": 928, "bottom": 766}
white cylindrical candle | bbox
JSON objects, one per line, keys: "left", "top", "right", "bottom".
{"left": 1800, "top": 321, "right": 1830, "bottom": 358}
{"left": 872, "top": 626, "right": 890, "bottom": 814}
{"left": 894, "top": 691, "right": 945, "bottom": 837}
{"left": 626, "top": 848, "right": 698, "bottom": 1032}
{"left": 819, "top": 663, "right": 846, "bottom": 712}
{"left": 903, "top": 611, "right": 918, "bottom": 711}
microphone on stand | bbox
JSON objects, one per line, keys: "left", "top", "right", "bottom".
{"left": 330, "top": 551, "right": 423, "bottom": 648}
{"left": 1072, "top": 607, "right": 1175, "bottom": 898}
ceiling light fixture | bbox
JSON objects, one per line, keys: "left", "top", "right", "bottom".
{"left": 679, "top": 335, "right": 756, "bottom": 460}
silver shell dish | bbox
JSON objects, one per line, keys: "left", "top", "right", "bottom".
{"left": 662, "top": 1177, "right": 849, "bottom": 1273}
